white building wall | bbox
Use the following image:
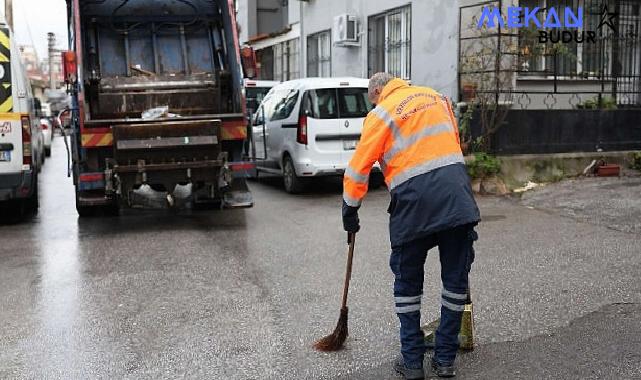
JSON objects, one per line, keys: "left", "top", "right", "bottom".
{"left": 237, "top": 0, "right": 463, "bottom": 99}
{"left": 300, "top": 0, "right": 461, "bottom": 99}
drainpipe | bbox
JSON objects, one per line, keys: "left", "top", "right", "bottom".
{"left": 299, "top": 0, "right": 305, "bottom": 78}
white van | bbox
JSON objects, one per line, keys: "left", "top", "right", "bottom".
{"left": 250, "top": 77, "right": 378, "bottom": 193}
{"left": 0, "top": 22, "right": 42, "bottom": 215}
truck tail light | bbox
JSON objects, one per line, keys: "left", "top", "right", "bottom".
{"left": 240, "top": 46, "right": 258, "bottom": 79}
{"left": 21, "top": 116, "right": 32, "bottom": 166}
{"left": 62, "top": 51, "right": 78, "bottom": 84}
{"left": 296, "top": 114, "right": 308, "bottom": 145}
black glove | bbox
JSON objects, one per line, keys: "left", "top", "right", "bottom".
{"left": 342, "top": 200, "right": 360, "bottom": 233}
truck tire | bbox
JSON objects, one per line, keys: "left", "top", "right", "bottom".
{"left": 283, "top": 156, "right": 305, "bottom": 194}
{"left": 103, "top": 201, "right": 120, "bottom": 217}
{"left": 75, "top": 193, "right": 96, "bottom": 217}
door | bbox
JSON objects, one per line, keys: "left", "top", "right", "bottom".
{"left": 266, "top": 88, "right": 299, "bottom": 164}
{"left": 251, "top": 105, "right": 267, "bottom": 160}
{"left": 305, "top": 88, "right": 343, "bottom": 168}
{"left": 337, "top": 87, "right": 374, "bottom": 163}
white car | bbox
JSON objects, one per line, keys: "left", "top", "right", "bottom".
{"left": 40, "top": 102, "right": 52, "bottom": 118}
{"left": 40, "top": 118, "right": 53, "bottom": 157}
{"left": 244, "top": 79, "right": 279, "bottom": 117}
{"left": 251, "top": 77, "right": 379, "bottom": 193}
{"left": 0, "top": 21, "right": 42, "bottom": 216}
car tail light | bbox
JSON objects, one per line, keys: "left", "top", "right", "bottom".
{"left": 296, "top": 114, "right": 308, "bottom": 145}
{"left": 21, "top": 115, "right": 32, "bottom": 166}
{"left": 41, "top": 122, "right": 49, "bottom": 130}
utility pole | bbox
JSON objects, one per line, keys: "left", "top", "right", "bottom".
{"left": 48, "top": 32, "right": 56, "bottom": 90}
{"left": 4, "top": 0, "right": 13, "bottom": 30}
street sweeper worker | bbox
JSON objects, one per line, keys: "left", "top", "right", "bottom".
{"left": 342, "top": 73, "right": 480, "bottom": 379}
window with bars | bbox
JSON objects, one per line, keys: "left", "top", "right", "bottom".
{"left": 256, "top": 46, "right": 274, "bottom": 80}
{"left": 368, "top": 5, "right": 411, "bottom": 79}
{"left": 271, "top": 38, "right": 300, "bottom": 81}
{"left": 307, "top": 30, "right": 332, "bottom": 77}
{"left": 518, "top": 0, "right": 627, "bottom": 78}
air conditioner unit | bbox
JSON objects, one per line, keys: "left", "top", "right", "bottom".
{"left": 333, "top": 14, "right": 359, "bottom": 46}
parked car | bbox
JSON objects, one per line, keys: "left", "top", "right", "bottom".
{"left": 0, "top": 21, "right": 42, "bottom": 215}
{"left": 40, "top": 102, "right": 52, "bottom": 117}
{"left": 40, "top": 118, "right": 53, "bottom": 157}
{"left": 250, "top": 77, "right": 379, "bottom": 193}
{"left": 244, "top": 79, "right": 279, "bottom": 118}
{"left": 244, "top": 79, "right": 279, "bottom": 157}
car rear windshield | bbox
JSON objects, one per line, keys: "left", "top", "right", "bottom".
{"left": 303, "top": 88, "right": 373, "bottom": 119}
{"left": 338, "top": 88, "right": 374, "bottom": 118}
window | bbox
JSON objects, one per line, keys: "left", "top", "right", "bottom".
{"left": 368, "top": 5, "right": 411, "bottom": 79}
{"left": 518, "top": 0, "right": 621, "bottom": 78}
{"left": 256, "top": 47, "right": 274, "bottom": 80}
{"left": 305, "top": 89, "right": 339, "bottom": 119}
{"left": 307, "top": 30, "right": 332, "bottom": 77}
{"left": 246, "top": 87, "right": 272, "bottom": 114}
{"left": 302, "top": 88, "right": 373, "bottom": 119}
{"left": 338, "top": 88, "right": 374, "bottom": 118}
{"left": 270, "top": 89, "right": 299, "bottom": 121}
{"left": 273, "top": 39, "right": 300, "bottom": 81}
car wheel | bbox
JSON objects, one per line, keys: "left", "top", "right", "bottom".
{"left": 45, "top": 147, "right": 51, "bottom": 157}
{"left": 283, "top": 156, "right": 305, "bottom": 194}
{"left": 24, "top": 175, "right": 39, "bottom": 216}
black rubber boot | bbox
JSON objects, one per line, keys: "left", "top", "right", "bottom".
{"left": 393, "top": 357, "right": 425, "bottom": 379}
{"left": 431, "top": 357, "right": 456, "bottom": 378}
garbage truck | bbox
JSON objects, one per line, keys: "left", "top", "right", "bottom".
{"left": 64, "top": 0, "right": 255, "bottom": 216}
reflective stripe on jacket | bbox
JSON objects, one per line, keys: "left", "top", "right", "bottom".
{"left": 343, "top": 78, "right": 465, "bottom": 207}
{"left": 342, "top": 78, "right": 480, "bottom": 245}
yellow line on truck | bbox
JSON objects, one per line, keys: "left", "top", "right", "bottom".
{"left": 0, "top": 112, "right": 20, "bottom": 120}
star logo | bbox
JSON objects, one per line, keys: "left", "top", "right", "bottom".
{"left": 597, "top": 4, "right": 618, "bottom": 33}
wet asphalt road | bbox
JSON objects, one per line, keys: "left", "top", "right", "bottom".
{"left": 1, "top": 137, "right": 640, "bottom": 379}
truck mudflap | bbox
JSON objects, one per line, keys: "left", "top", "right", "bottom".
{"left": 222, "top": 177, "right": 253, "bottom": 209}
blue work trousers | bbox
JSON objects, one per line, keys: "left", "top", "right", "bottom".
{"left": 390, "top": 224, "right": 477, "bottom": 368}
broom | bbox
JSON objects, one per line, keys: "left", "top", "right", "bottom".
{"left": 313, "top": 232, "right": 356, "bottom": 352}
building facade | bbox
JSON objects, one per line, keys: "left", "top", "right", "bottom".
{"left": 237, "top": 0, "right": 461, "bottom": 99}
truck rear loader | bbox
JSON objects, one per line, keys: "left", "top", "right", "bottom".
{"left": 64, "top": 0, "right": 255, "bottom": 216}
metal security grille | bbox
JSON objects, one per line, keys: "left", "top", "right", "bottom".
{"left": 368, "top": 5, "right": 411, "bottom": 80}
{"left": 459, "top": 0, "right": 641, "bottom": 108}
{"left": 273, "top": 39, "right": 300, "bottom": 82}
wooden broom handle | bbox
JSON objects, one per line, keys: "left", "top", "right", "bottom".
{"left": 341, "top": 232, "right": 356, "bottom": 309}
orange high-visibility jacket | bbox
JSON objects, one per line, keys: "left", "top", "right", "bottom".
{"left": 343, "top": 78, "right": 465, "bottom": 207}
